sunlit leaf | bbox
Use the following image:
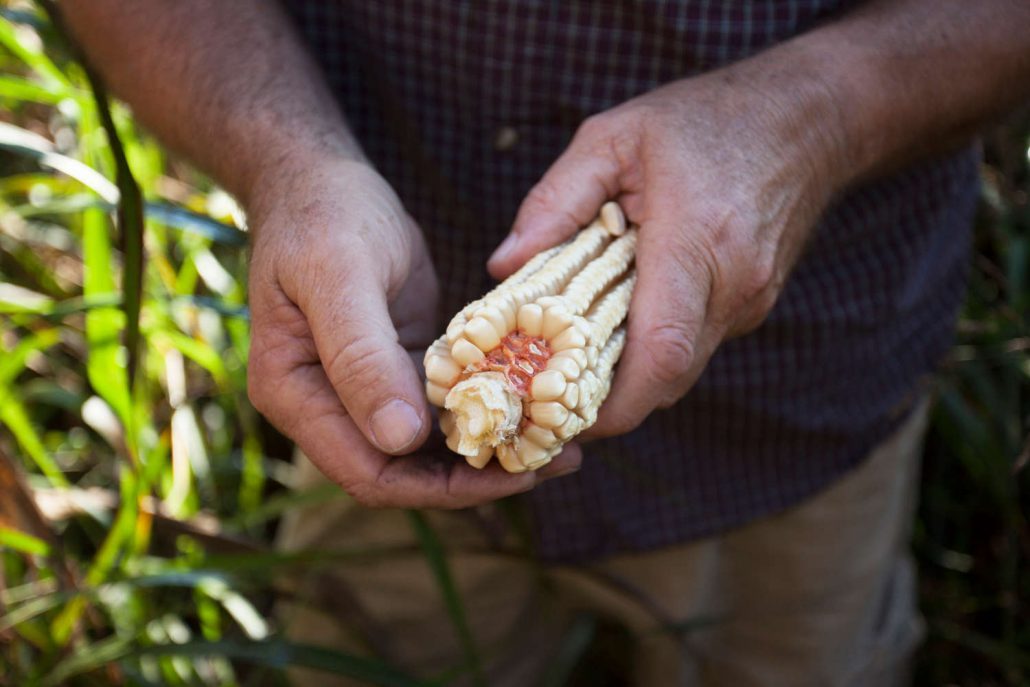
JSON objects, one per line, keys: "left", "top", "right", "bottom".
{"left": 82, "top": 205, "right": 130, "bottom": 423}
{"left": 0, "top": 526, "right": 51, "bottom": 556}
{"left": 0, "top": 14, "right": 71, "bottom": 91}
{"left": 0, "top": 121, "right": 118, "bottom": 202}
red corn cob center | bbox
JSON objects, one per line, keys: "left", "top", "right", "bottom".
{"left": 469, "top": 330, "right": 551, "bottom": 396}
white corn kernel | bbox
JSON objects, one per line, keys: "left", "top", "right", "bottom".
{"left": 465, "top": 445, "right": 494, "bottom": 469}
{"left": 600, "top": 201, "right": 626, "bottom": 236}
{"left": 553, "top": 347, "right": 588, "bottom": 370}
{"left": 425, "top": 354, "right": 462, "bottom": 387}
{"left": 522, "top": 422, "right": 558, "bottom": 449}
{"left": 464, "top": 317, "right": 501, "bottom": 352}
{"left": 477, "top": 305, "right": 507, "bottom": 338}
{"left": 530, "top": 369, "right": 567, "bottom": 401}
{"left": 529, "top": 401, "right": 569, "bottom": 428}
{"left": 549, "top": 327, "right": 587, "bottom": 352}
{"left": 496, "top": 443, "right": 527, "bottom": 473}
{"left": 542, "top": 307, "right": 573, "bottom": 339}
{"left": 560, "top": 382, "right": 579, "bottom": 410}
{"left": 546, "top": 355, "right": 580, "bottom": 381}
{"left": 517, "top": 438, "right": 550, "bottom": 466}
{"left": 517, "top": 303, "right": 544, "bottom": 336}
{"left": 426, "top": 381, "right": 449, "bottom": 407}
{"left": 452, "top": 338, "right": 485, "bottom": 367}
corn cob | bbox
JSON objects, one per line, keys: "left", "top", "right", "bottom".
{"left": 424, "top": 202, "right": 636, "bottom": 472}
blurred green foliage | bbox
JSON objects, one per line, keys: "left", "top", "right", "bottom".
{"left": 914, "top": 111, "right": 1030, "bottom": 684}
{"left": 0, "top": 3, "right": 1026, "bottom": 686}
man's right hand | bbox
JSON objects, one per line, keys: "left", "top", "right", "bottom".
{"left": 246, "top": 157, "right": 581, "bottom": 508}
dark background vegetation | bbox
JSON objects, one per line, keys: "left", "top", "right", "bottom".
{"left": 0, "top": 3, "right": 1026, "bottom": 685}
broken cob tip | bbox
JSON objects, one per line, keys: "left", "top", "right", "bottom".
{"left": 425, "top": 201, "right": 635, "bottom": 472}
{"left": 443, "top": 372, "right": 521, "bottom": 456}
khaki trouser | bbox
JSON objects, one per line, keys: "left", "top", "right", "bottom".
{"left": 277, "top": 399, "right": 929, "bottom": 687}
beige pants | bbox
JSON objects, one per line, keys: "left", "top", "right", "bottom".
{"left": 277, "top": 399, "right": 929, "bottom": 687}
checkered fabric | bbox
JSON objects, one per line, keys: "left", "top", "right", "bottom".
{"left": 281, "top": 0, "right": 978, "bottom": 560}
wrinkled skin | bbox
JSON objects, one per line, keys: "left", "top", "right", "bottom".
{"left": 246, "top": 158, "right": 582, "bottom": 508}
{"left": 489, "top": 70, "right": 847, "bottom": 438}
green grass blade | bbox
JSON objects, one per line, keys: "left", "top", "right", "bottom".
{"left": 50, "top": 470, "right": 140, "bottom": 645}
{"left": 0, "top": 393, "right": 67, "bottom": 485}
{"left": 81, "top": 206, "right": 130, "bottom": 424}
{"left": 0, "top": 74, "right": 72, "bottom": 104}
{"left": 169, "top": 295, "right": 250, "bottom": 319}
{"left": 0, "top": 591, "right": 67, "bottom": 633}
{"left": 0, "top": 15, "right": 71, "bottom": 91}
{"left": 146, "top": 202, "right": 247, "bottom": 246}
{"left": 45, "top": 638, "right": 435, "bottom": 687}
{"left": 149, "top": 329, "right": 229, "bottom": 387}
{"left": 6, "top": 196, "right": 247, "bottom": 245}
{"left": 406, "top": 510, "right": 485, "bottom": 687}
{"left": 80, "top": 62, "right": 145, "bottom": 390}
{"left": 0, "top": 292, "right": 122, "bottom": 318}
{"left": 0, "top": 327, "right": 60, "bottom": 385}
{"left": 0, "top": 121, "right": 118, "bottom": 201}
{"left": 0, "top": 526, "right": 52, "bottom": 556}
{"left": 41, "top": 634, "right": 132, "bottom": 687}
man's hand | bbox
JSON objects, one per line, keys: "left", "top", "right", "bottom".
{"left": 247, "top": 157, "right": 580, "bottom": 507}
{"left": 488, "top": 67, "right": 847, "bottom": 437}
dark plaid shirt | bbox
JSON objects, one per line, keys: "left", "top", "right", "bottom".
{"left": 283, "top": 1, "right": 978, "bottom": 560}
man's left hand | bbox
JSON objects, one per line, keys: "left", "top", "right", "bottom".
{"left": 488, "top": 65, "right": 850, "bottom": 437}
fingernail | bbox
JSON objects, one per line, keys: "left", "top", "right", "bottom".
{"left": 369, "top": 399, "right": 423, "bottom": 453}
{"left": 489, "top": 233, "right": 519, "bottom": 266}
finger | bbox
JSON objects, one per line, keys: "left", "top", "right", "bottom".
{"left": 585, "top": 219, "right": 715, "bottom": 438}
{"left": 391, "top": 235, "right": 440, "bottom": 349}
{"left": 256, "top": 356, "right": 539, "bottom": 508}
{"left": 386, "top": 443, "right": 582, "bottom": 508}
{"left": 374, "top": 456, "right": 539, "bottom": 509}
{"left": 488, "top": 128, "right": 622, "bottom": 279}
{"left": 298, "top": 261, "right": 432, "bottom": 456}
{"left": 247, "top": 296, "right": 391, "bottom": 488}
{"left": 249, "top": 302, "right": 538, "bottom": 508}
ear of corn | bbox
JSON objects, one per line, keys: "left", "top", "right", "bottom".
{"left": 424, "top": 202, "right": 636, "bottom": 472}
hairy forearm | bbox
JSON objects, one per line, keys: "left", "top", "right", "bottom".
{"left": 732, "top": 0, "right": 1030, "bottom": 189}
{"left": 59, "top": 1, "right": 362, "bottom": 210}
{"left": 828, "top": 0, "right": 1029, "bottom": 179}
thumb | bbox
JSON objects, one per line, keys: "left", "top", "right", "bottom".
{"left": 301, "top": 265, "right": 431, "bottom": 455}
{"left": 488, "top": 132, "right": 622, "bottom": 279}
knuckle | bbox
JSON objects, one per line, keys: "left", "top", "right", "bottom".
{"left": 692, "top": 204, "right": 746, "bottom": 255}
{"left": 347, "top": 484, "right": 384, "bottom": 508}
{"left": 525, "top": 177, "right": 563, "bottom": 212}
{"left": 741, "top": 254, "right": 779, "bottom": 308}
{"left": 575, "top": 113, "right": 611, "bottom": 141}
{"left": 523, "top": 180, "right": 584, "bottom": 233}
{"left": 246, "top": 356, "right": 274, "bottom": 416}
{"left": 325, "top": 336, "right": 386, "bottom": 394}
{"left": 339, "top": 467, "right": 386, "bottom": 507}
{"left": 646, "top": 323, "right": 697, "bottom": 386}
